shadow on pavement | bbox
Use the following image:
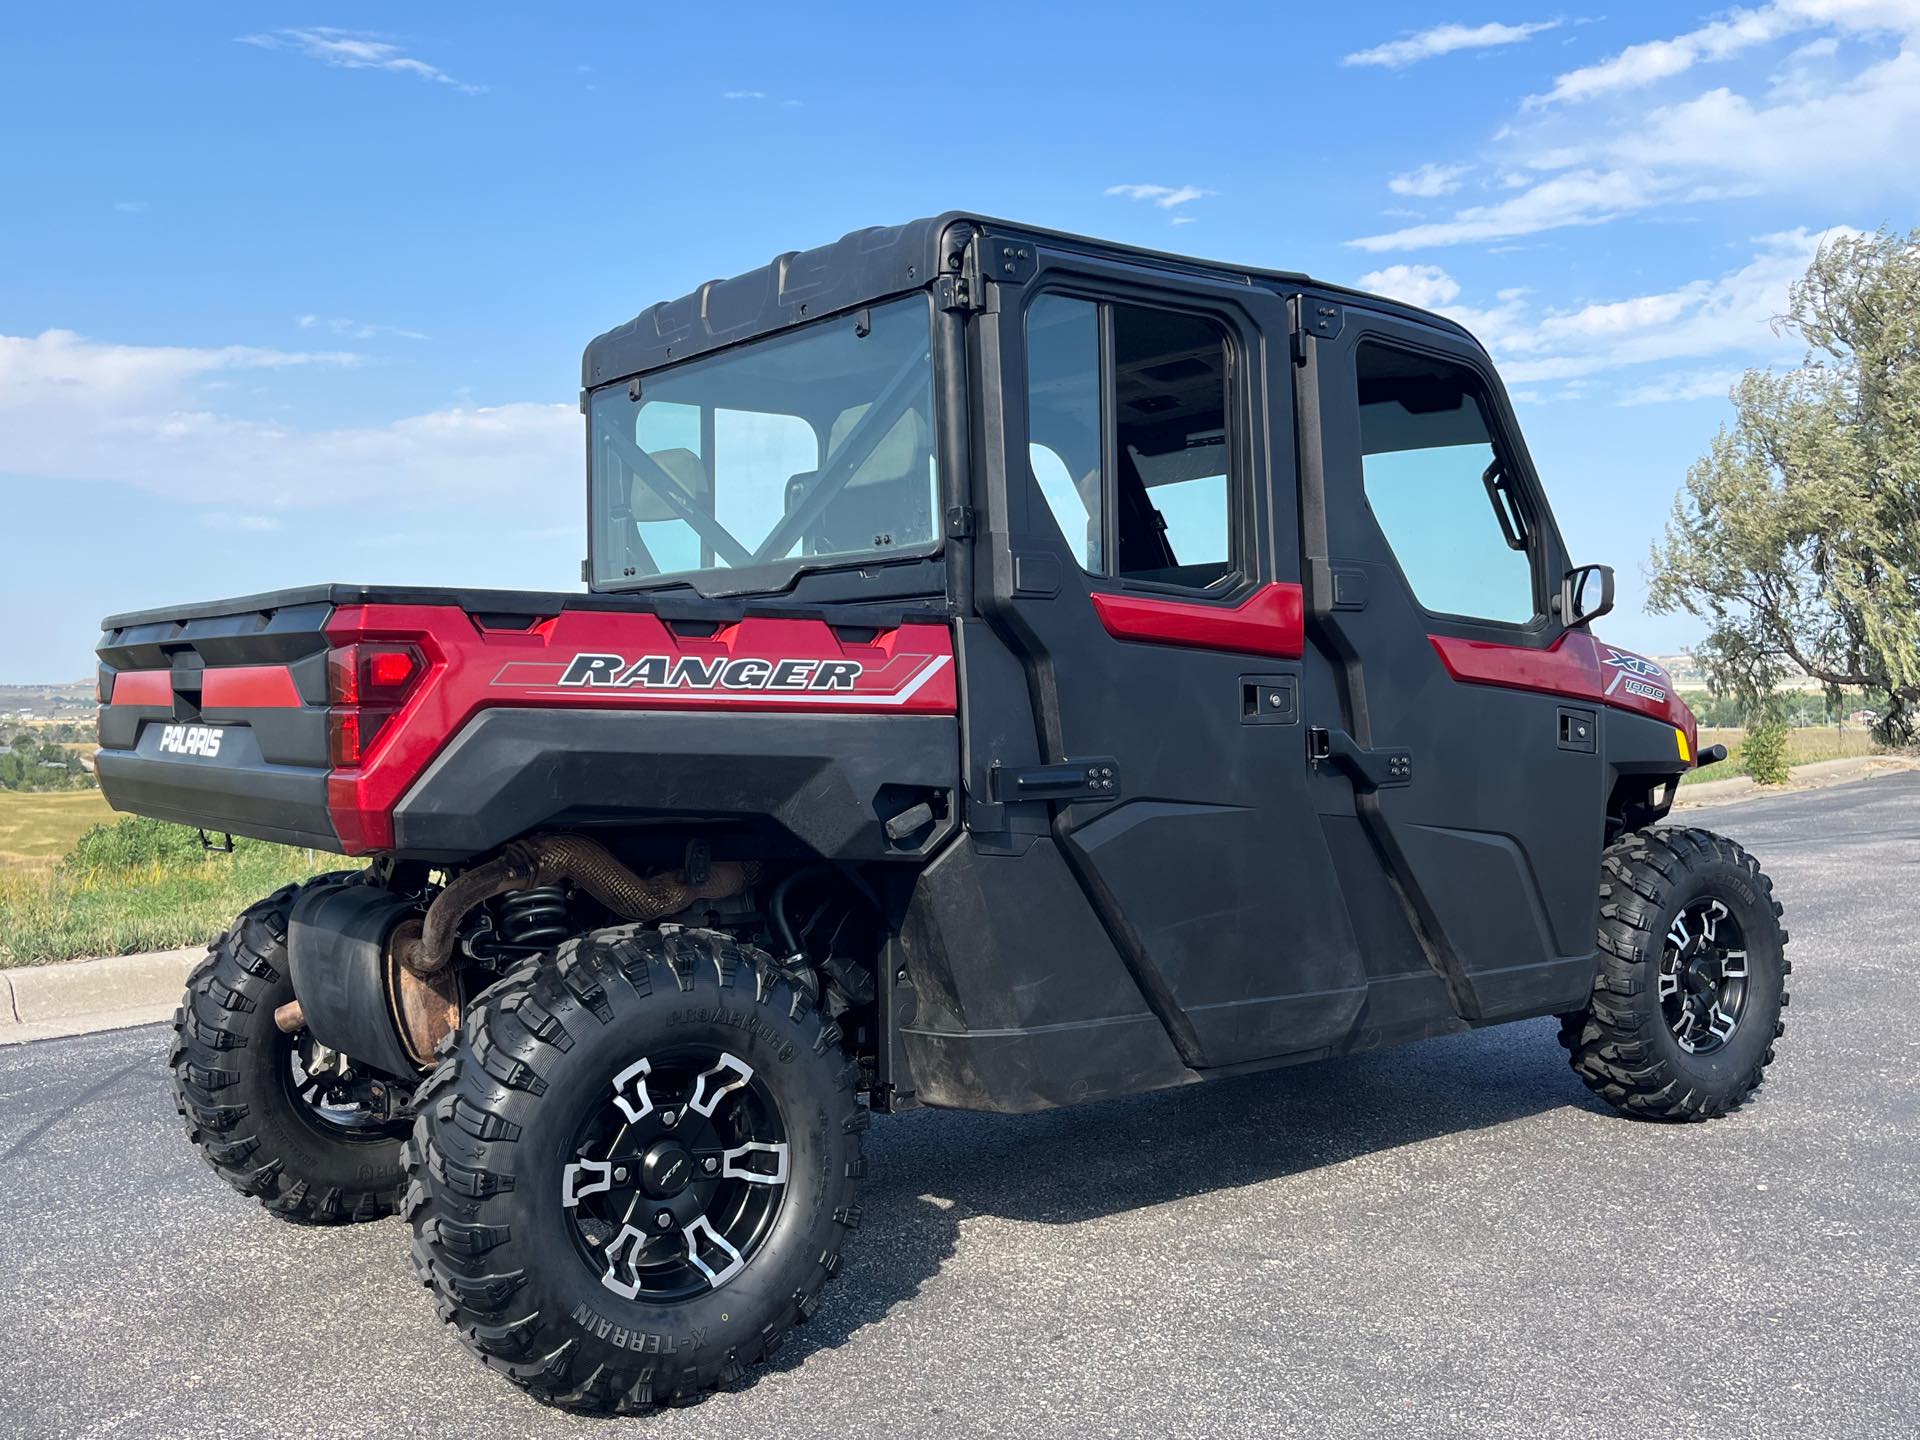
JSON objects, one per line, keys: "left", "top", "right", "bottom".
{"left": 768, "top": 1019, "right": 1597, "bottom": 1375}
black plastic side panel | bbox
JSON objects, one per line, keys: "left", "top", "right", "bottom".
{"left": 1063, "top": 799, "right": 1370, "bottom": 1063}
{"left": 1318, "top": 814, "right": 1432, "bottom": 981}
{"left": 390, "top": 709, "right": 960, "bottom": 862}
{"left": 1605, "top": 706, "right": 1692, "bottom": 780}
{"left": 286, "top": 879, "right": 420, "bottom": 1080}
{"left": 897, "top": 834, "right": 1193, "bottom": 1112}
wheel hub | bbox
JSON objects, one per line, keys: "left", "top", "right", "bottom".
{"left": 1659, "top": 897, "right": 1751, "bottom": 1055}
{"left": 639, "top": 1140, "right": 695, "bottom": 1198}
{"left": 560, "top": 1047, "right": 790, "bottom": 1302}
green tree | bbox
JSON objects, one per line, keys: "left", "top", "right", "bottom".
{"left": 1650, "top": 227, "right": 1920, "bottom": 745}
{"left": 1743, "top": 714, "right": 1792, "bottom": 786}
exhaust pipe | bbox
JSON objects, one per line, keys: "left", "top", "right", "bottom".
{"left": 404, "top": 834, "right": 756, "bottom": 976}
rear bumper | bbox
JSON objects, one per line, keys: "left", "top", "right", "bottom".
{"left": 94, "top": 748, "right": 340, "bottom": 850}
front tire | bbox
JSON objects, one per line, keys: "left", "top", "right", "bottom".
{"left": 169, "top": 881, "right": 411, "bottom": 1222}
{"left": 1560, "top": 827, "right": 1790, "bottom": 1121}
{"left": 405, "top": 925, "right": 866, "bottom": 1413}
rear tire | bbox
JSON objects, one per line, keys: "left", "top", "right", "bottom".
{"left": 169, "top": 879, "right": 410, "bottom": 1222}
{"left": 1560, "top": 827, "right": 1790, "bottom": 1121}
{"left": 405, "top": 925, "right": 866, "bottom": 1414}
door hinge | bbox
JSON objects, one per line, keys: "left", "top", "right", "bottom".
{"left": 933, "top": 273, "right": 980, "bottom": 312}
{"left": 935, "top": 233, "right": 1032, "bottom": 313}
{"left": 1310, "top": 727, "right": 1411, "bottom": 789}
{"left": 944, "top": 505, "right": 978, "bottom": 539}
{"left": 981, "top": 237, "right": 1036, "bottom": 286}
{"left": 1290, "top": 297, "right": 1344, "bottom": 366}
{"left": 990, "top": 758, "right": 1120, "bottom": 803}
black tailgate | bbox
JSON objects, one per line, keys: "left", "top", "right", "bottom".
{"left": 95, "top": 597, "right": 339, "bottom": 849}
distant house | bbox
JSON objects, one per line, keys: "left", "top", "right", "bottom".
{"left": 1848, "top": 709, "right": 1879, "bottom": 728}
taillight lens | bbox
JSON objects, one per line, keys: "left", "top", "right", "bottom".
{"left": 326, "top": 643, "right": 424, "bottom": 765}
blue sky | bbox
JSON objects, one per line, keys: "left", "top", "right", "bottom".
{"left": 4, "top": 2, "right": 1917, "bottom": 681}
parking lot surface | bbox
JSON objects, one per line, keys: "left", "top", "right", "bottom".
{"left": 2, "top": 775, "right": 1916, "bottom": 1438}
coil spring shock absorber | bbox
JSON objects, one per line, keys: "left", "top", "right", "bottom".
{"left": 497, "top": 885, "right": 571, "bottom": 951}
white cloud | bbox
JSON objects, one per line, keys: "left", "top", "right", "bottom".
{"left": 1105, "top": 183, "right": 1215, "bottom": 210}
{"left": 1616, "top": 369, "right": 1744, "bottom": 405}
{"left": 1607, "top": 45, "right": 1920, "bottom": 183}
{"left": 722, "top": 89, "right": 801, "bottom": 106}
{"left": 296, "top": 314, "right": 429, "bottom": 342}
{"left": 1354, "top": 4, "right": 1920, "bottom": 250}
{"left": 113, "top": 200, "right": 147, "bottom": 214}
{"left": 1388, "top": 162, "right": 1472, "bottom": 198}
{"left": 0, "top": 328, "right": 572, "bottom": 508}
{"left": 1412, "top": 229, "right": 1852, "bottom": 388}
{"left": 1529, "top": 0, "right": 1920, "bottom": 106}
{"left": 1356, "top": 263, "right": 1464, "bottom": 309}
{"left": 1105, "top": 183, "right": 1216, "bottom": 225}
{"left": 1345, "top": 19, "right": 1563, "bottom": 69}
{"left": 1351, "top": 169, "right": 1657, "bottom": 251}
{"left": 237, "top": 28, "right": 483, "bottom": 94}
{"left": 0, "top": 330, "right": 358, "bottom": 403}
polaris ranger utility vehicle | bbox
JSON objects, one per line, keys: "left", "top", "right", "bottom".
{"left": 97, "top": 214, "right": 1788, "bottom": 1413}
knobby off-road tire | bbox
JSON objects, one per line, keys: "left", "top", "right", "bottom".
{"left": 1560, "top": 827, "right": 1790, "bottom": 1121}
{"left": 406, "top": 925, "right": 866, "bottom": 1414}
{"left": 169, "top": 879, "right": 411, "bottom": 1222}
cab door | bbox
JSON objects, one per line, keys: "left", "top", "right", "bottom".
{"left": 1292, "top": 297, "right": 1604, "bottom": 1023}
{"left": 974, "top": 247, "right": 1369, "bottom": 1069}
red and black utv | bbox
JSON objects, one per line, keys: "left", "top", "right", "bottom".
{"left": 95, "top": 214, "right": 1787, "bottom": 1412}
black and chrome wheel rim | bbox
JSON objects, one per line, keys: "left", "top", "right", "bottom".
{"left": 1660, "top": 897, "right": 1750, "bottom": 1055}
{"left": 562, "top": 1048, "right": 790, "bottom": 1302}
{"left": 282, "top": 1032, "right": 393, "bottom": 1137}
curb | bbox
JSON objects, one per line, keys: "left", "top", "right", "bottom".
{"left": 0, "top": 945, "right": 201, "bottom": 1046}
{"left": 1674, "top": 754, "right": 1914, "bottom": 805}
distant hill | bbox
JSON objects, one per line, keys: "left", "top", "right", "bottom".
{"left": 0, "top": 681, "right": 95, "bottom": 722}
{"left": 1651, "top": 653, "right": 1831, "bottom": 697}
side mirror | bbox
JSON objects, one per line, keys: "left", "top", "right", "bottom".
{"left": 1558, "top": 563, "right": 1615, "bottom": 626}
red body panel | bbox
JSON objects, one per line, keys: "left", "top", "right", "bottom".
{"left": 1428, "top": 631, "right": 1697, "bottom": 754}
{"left": 1090, "top": 582, "right": 1305, "bottom": 660}
{"left": 108, "top": 670, "right": 173, "bottom": 707}
{"left": 201, "top": 664, "right": 303, "bottom": 711}
{"left": 323, "top": 604, "right": 957, "bottom": 853}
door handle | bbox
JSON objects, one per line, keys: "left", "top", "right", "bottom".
{"left": 1310, "top": 728, "right": 1412, "bottom": 789}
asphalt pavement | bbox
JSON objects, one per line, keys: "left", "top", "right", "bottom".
{"left": 2, "top": 774, "right": 1916, "bottom": 1439}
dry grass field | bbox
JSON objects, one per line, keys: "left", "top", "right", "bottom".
{"left": 0, "top": 788, "right": 117, "bottom": 866}
{"left": 0, "top": 794, "right": 341, "bottom": 966}
{"left": 1682, "top": 725, "right": 1882, "bottom": 784}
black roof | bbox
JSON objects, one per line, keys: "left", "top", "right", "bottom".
{"left": 581, "top": 211, "right": 1474, "bottom": 388}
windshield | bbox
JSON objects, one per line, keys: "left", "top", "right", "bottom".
{"left": 588, "top": 295, "right": 938, "bottom": 589}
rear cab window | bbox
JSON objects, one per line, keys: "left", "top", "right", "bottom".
{"left": 1024, "top": 293, "right": 1239, "bottom": 591}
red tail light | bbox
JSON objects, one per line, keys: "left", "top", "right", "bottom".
{"left": 326, "top": 643, "right": 425, "bottom": 766}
